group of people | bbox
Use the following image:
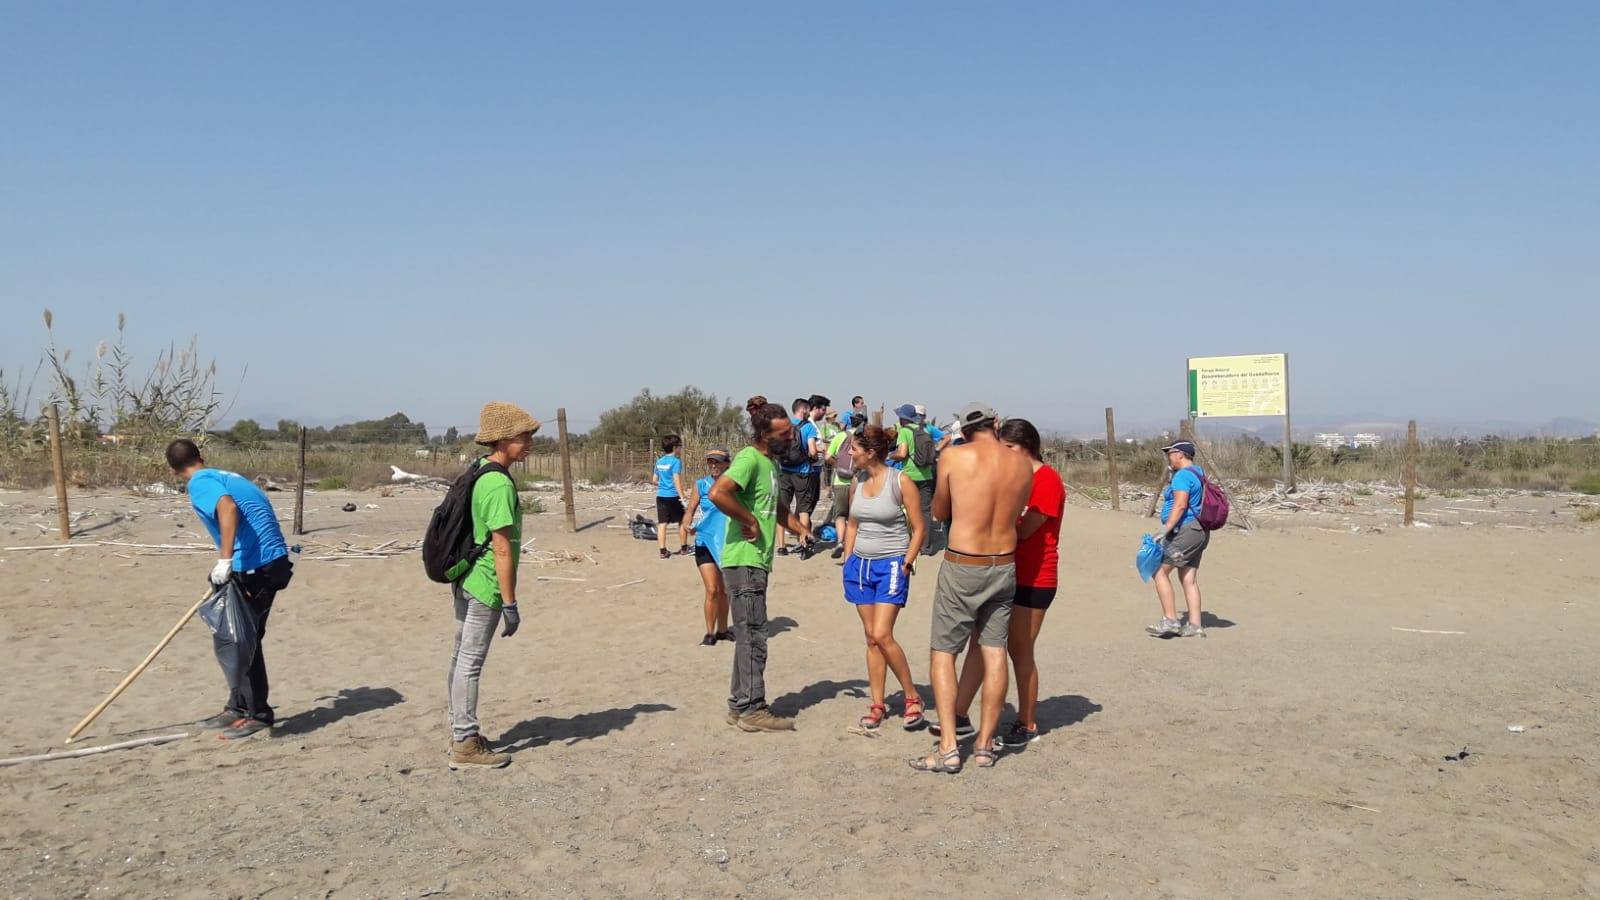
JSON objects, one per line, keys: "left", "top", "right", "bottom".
{"left": 159, "top": 394, "right": 1213, "bottom": 774}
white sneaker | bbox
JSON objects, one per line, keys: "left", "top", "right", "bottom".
{"left": 1179, "top": 622, "right": 1207, "bottom": 638}
{"left": 1145, "top": 617, "right": 1181, "bottom": 637}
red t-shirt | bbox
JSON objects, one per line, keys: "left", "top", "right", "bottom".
{"left": 1014, "top": 464, "right": 1065, "bottom": 588}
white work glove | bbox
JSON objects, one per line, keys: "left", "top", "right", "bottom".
{"left": 209, "top": 558, "right": 234, "bottom": 586}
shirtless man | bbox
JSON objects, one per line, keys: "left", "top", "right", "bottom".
{"left": 909, "top": 403, "right": 1033, "bottom": 773}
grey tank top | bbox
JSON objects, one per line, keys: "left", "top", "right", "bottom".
{"left": 850, "top": 469, "right": 910, "bottom": 559}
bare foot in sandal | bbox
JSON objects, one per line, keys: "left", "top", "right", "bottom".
{"left": 908, "top": 745, "right": 963, "bottom": 774}
{"left": 971, "top": 746, "right": 1000, "bottom": 768}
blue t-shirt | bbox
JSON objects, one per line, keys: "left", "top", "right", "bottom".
{"left": 782, "top": 419, "right": 820, "bottom": 475}
{"left": 655, "top": 455, "right": 683, "bottom": 498}
{"left": 927, "top": 424, "right": 945, "bottom": 443}
{"left": 187, "top": 469, "right": 289, "bottom": 571}
{"left": 1159, "top": 465, "right": 1206, "bottom": 528}
{"left": 692, "top": 474, "right": 727, "bottom": 565}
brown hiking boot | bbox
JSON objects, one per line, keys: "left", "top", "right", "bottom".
{"left": 725, "top": 709, "right": 741, "bottom": 726}
{"left": 449, "top": 735, "right": 510, "bottom": 769}
{"left": 736, "top": 708, "right": 795, "bottom": 733}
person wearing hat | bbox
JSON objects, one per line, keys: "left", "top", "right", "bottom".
{"left": 911, "top": 402, "right": 1032, "bottom": 773}
{"left": 684, "top": 446, "right": 734, "bottom": 646}
{"left": 446, "top": 401, "right": 540, "bottom": 769}
{"left": 1146, "top": 440, "right": 1210, "bottom": 638}
{"left": 889, "top": 403, "right": 941, "bottom": 556}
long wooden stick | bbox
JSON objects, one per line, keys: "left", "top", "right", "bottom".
{"left": 65, "top": 590, "right": 211, "bottom": 744}
{"left": 3, "top": 732, "right": 191, "bottom": 767}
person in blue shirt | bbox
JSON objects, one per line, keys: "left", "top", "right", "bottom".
{"left": 1146, "top": 440, "right": 1211, "bottom": 639}
{"left": 166, "top": 438, "right": 294, "bottom": 741}
{"left": 684, "top": 446, "right": 733, "bottom": 646}
{"left": 654, "top": 435, "right": 688, "bottom": 559}
{"left": 777, "top": 397, "right": 822, "bottom": 558}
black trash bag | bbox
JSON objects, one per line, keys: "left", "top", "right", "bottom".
{"left": 198, "top": 580, "right": 259, "bottom": 690}
{"left": 629, "top": 514, "right": 658, "bottom": 541}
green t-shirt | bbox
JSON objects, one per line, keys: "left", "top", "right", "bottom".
{"left": 898, "top": 425, "right": 932, "bottom": 482}
{"left": 463, "top": 466, "right": 521, "bottom": 609}
{"left": 720, "top": 446, "right": 778, "bottom": 571}
{"left": 827, "top": 431, "right": 852, "bottom": 485}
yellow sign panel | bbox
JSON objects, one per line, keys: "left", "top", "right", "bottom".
{"left": 1187, "top": 353, "right": 1288, "bottom": 418}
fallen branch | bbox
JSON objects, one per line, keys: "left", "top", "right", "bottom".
{"left": 606, "top": 578, "right": 646, "bottom": 591}
{"left": 1, "top": 733, "right": 191, "bottom": 768}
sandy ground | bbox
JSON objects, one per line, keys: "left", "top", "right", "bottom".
{"left": 1, "top": 483, "right": 1597, "bottom": 899}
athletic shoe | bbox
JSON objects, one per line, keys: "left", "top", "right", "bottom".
{"left": 1179, "top": 622, "right": 1207, "bottom": 638}
{"left": 448, "top": 735, "right": 510, "bottom": 769}
{"left": 678, "top": 545, "right": 694, "bottom": 557}
{"left": 927, "top": 715, "right": 976, "bottom": 740}
{"left": 218, "top": 718, "right": 271, "bottom": 741}
{"left": 830, "top": 546, "right": 844, "bottom": 560}
{"left": 1000, "top": 720, "right": 1040, "bottom": 747}
{"left": 715, "top": 631, "right": 735, "bottom": 643}
{"left": 197, "top": 709, "right": 242, "bottom": 730}
{"left": 736, "top": 708, "right": 796, "bottom": 732}
{"left": 1145, "top": 618, "right": 1181, "bottom": 637}
{"left": 776, "top": 546, "right": 790, "bottom": 557}
{"left": 700, "top": 634, "right": 717, "bottom": 647}
{"left": 659, "top": 548, "right": 672, "bottom": 560}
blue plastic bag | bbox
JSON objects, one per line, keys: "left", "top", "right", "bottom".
{"left": 819, "top": 524, "right": 838, "bottom": 543}
{"left": 1136, "top": 534, "right": 1165, "bottom": 581}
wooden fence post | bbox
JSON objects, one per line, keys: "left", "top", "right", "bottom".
{"left": 1404, "top": 420, "right": 1418, "bottom": 527}
{"left": 293, "top": 426, "right": 307, "bottom": 535}
{"left": 1105, "top": 407, "right": 1120, "bottom": 511}
{"left": 46, "top": 405, "right": 70, "bottom": 541}
{"left": 558, "top": 408, "right": 577, "bottom": 532}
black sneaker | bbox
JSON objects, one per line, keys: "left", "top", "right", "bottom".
{"left": 197, "top": 709, "right": 242, "bottom": 730}
{"left": 700, "top": 634, "right": 717, "bottom": 647}
{"left": 927, "top": 715, "right": 975, "bottom": 740}
{"left": 715, "top": 631, "right": 735, "bottom": 643}
{"left": 1001, "top": 720, "right": 1040, "bottom": 748}
{"left": 659, "top": 548, "right": 672, "bottom": 560}
{"left": 797, "top": 542, "right": 814, "bottom": 561}
{"left": 218, "top": 718, "right": 271, "bottom": 741}
{"left": 830, "top": 546, "right": 844, "bottom": 560}
{"left": 776, "top": 546, "right": 790, "bottom": 557}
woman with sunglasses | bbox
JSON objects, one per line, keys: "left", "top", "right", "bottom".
{"left": 684, "top": 447, "right": 734, "bottom": 646}
{"left": 841, "top": 425, "right": 928, "bottom": 730}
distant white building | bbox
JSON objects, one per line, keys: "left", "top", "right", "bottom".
{"left": 1314, "top": 432, "right": 1347, "bottom": 450}
{"left": 1352, "top": 433, "right": 1383, "bottom": 448}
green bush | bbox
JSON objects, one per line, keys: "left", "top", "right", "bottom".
{"left": 1574, "top": 473, "right": 1600, "bottom": 495}
{"left": 314, "top": 475, "right": 349, "bottom": 491}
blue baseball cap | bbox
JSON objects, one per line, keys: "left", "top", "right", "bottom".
{"left": 1160, "top": 440, "right": 1197, "bottom": 459}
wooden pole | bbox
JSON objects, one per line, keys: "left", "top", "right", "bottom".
{"left": 557, "top": 408, "right": 577, "bottom": 533}
{"left": 1105, "top": 407, "right": 1120, "bottom": 511}
{"left": 46, "top": 404, "right": 70, "bottom": 541}
{"left": 1282, "top": 353, "right": 1296, "bottom": 493}
{"left": 293, "top": 426, "right": 307, "bottom": 536}
{"left": 3, "top": 732, "right": 191, "bottom": 767}
{"left": 66, "top": 590, "right": 210, "bottom": 743}
{"left": 1404, "top": 419, "right": 1418, "bottom": 527}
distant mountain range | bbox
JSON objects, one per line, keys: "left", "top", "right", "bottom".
{"left": 1044, "top": 414, "right": 1599, "bottom": 442}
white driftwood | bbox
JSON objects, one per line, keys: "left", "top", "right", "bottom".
{"left": 606, "top": 578, "right": 646, "bottom": 591}
{"left": 1, "top": 544, "right": 90, "bottom": 552}
{"left": 0, "top": 732, "right": 191, "bottom": 767}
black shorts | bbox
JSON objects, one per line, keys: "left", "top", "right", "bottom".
{"left": 694, "top": 545, "right": 716, "bottom": 567}
{"left": 779, "top": 471, "right": 820, "bottom": 516}
{"left": 656, "top": 497, "right": 686, "bottom": 526}
{"left": 1013, "top": 585, "right": 1057, "bottom": 610}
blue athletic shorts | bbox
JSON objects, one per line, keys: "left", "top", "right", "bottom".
{"left": 843, "top": 554, "right": 910, "bottom": 606}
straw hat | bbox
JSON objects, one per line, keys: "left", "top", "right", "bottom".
{"left": 475, "top": 401, "right": 541, "bottom": 445}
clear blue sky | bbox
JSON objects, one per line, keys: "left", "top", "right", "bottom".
{"left": 3, "top": 2, "right": 1596, "bottom": 435}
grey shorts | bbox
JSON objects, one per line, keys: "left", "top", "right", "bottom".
{"left": 824, "top": 483, "right": 851, "bottom": 522}
{"left": 1163, "top": 520, "right": 1210, "bottom": 569}
{"left": 780, "top": 471, "right": 820, "bottom": 516}
{"left": 930, "top": 561, "right": 1015, "bottom": 654}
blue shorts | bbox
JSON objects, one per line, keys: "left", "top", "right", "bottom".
{"left": 843, "top": 554, "right": 910, "bottom": 606}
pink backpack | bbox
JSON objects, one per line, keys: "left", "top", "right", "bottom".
{"left": 1190, "top": 468, "right": 1230, "bottom": 531}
